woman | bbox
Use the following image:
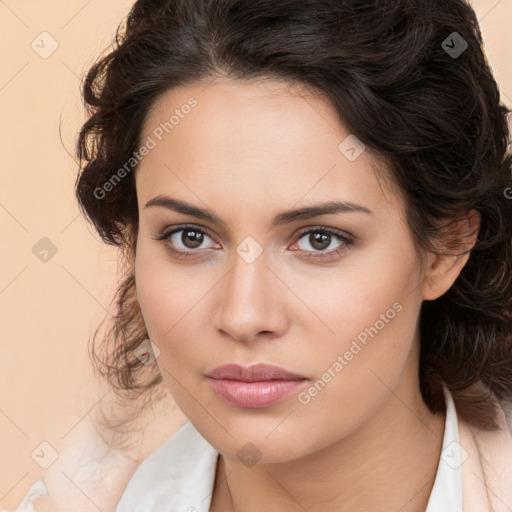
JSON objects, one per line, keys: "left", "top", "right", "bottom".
{"left": 12, "top": 0, "right": 512, "bottom": 510}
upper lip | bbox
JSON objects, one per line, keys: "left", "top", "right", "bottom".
{"left": 207, "top": 363, "right": 307, "bottom": 382}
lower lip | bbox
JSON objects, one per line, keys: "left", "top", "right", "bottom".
{"left": 207, "top": 378, "right": 307, "bottom": 408}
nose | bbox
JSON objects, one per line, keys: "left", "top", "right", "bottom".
{"left": 213, "top": 249, "right": 289, "bottom": 344}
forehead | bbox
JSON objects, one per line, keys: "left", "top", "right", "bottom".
{"left": 135, "top": 78, "right": 396, "bottom": 218}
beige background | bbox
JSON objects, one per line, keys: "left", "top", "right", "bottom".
{"left": 0, "top": 0, "right": 511, "bottom": 509}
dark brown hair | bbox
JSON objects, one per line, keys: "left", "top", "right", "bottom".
{"left": 75, "top": 0, "right": 512, "bottom": 434}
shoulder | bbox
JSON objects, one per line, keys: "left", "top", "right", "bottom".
{"left": 1, "top": 479, "right": 49, "bottom": 512}
{"left": 4, "top": 419, "right": 139, "bottom": 512}
{"left": 457, "top": 398, "right": 512, "bottom": 510}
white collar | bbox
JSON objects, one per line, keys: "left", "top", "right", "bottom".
{"left": 425, "top": 385, "right": 463, "bottom": 511}
{"left": 115, "top": 419, "right": 218, "bottom": 512}
{"left": 116, "top": 388, "right": 461, "bottom": 512}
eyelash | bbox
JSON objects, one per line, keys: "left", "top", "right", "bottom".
{"left": 151, "top": 224, "right": 354, "bottom": 261}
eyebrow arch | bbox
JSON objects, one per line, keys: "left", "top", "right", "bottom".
{"left": 144, "top": 195, "right": 373, "bottom": 227}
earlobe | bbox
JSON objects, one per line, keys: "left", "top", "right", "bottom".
{"left": 422, "top": 210, "right": 481, "bottom": 301}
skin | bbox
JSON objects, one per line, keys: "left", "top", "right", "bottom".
{"left": 133, "top": 77, "right": 478, "bottom": 512}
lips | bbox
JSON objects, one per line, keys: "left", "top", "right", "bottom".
{"left": 206, "top": 363, "right": 308, "bottom": 408}
{"left": 207, "top": 363, "right": 307, "bottom": 382}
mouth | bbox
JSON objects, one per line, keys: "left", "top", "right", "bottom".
{"left": 207, "top": 363, "right": 307, "bottom": 381}
{"left": 206, "top": 363, "right": 309, "bottom": 408}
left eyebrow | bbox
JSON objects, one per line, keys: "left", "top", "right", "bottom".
{"left": 271, "top": 200, "right": 373, "bottom": 225}
{"left": 144, "top": 195, "right": 373, "bottom": 227}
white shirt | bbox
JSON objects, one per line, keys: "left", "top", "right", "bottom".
{"left": 10, "top": 387, "right": 462, "bottom": 511}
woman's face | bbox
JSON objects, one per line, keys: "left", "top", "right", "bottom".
{"left": 134, "top": 77, "right": 429, "bottom": 463}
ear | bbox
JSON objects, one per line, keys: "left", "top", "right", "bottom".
{"left": 422, "top": 210, "right": 481, "bottom": 301}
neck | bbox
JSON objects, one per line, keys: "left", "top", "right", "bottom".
{"left": 210, "top": 375, "right": 446, "bottom": 512}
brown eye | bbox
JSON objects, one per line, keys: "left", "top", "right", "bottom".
{"left": 295, "top": 228, "right": 351, "bottom": 253}
{"left": 152, "top": 225, "right": 219, "bottom": 259}
{"left": 304, "top": 231, "right": 336, "bottom": 251}
{"left": 178, "top": 229, "right": 206, "bottom": 249}
{"left": 290, "top": 227, "right": 354, "bottom": 261}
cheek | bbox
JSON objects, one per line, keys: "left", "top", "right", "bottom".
{"left": 134, "top": 244, "right": 216, "bottom": 371}
{"left": 282, "top": 249, "right": 423, "bottom": 450}
{"left": 134, "top": 245, "right": 227, "bottom": 420}
{"left": 290, "top": 239, "right": 421, "bottom": 340}
{"left": 135, "top": 236, "right": 194, "bottom": 328}
{"left": 290, "top": 240, "right": 424, "bottom": 390}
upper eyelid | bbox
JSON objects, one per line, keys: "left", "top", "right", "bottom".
{"left": 160, "top": 224, "right": 217, "bottom": 242}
